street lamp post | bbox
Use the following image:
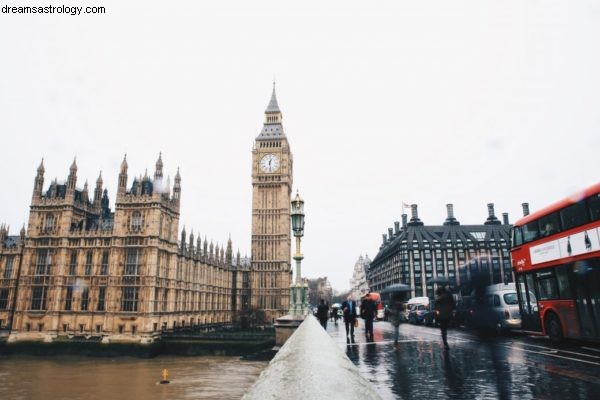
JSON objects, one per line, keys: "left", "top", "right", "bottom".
{"left": 289, "top": 191, "right": 308, "bottom": 316}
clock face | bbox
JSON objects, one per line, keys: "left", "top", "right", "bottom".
{"left": 260, "top": 154, "right": 280, "bottom": 173}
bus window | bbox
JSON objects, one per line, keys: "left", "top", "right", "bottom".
{"left": 587, "top": 193, "right": 600, "bottom": 221}
{"left": 555, "top": 265, "right": 571, "bottom": 299}
{"left": 522, "top": 221, "right": 540, "bottom": 243}
{"left": 511, "top": 227, "right": 523, "bottom": 247}
{"left": 560, "top": 201, "right": 589, "bottom": 231}
{"left": 536, "top": 270, "right": 559, "bottom": 300}
{"left": 539, "top": 212, "right": 561, "bottom": 237}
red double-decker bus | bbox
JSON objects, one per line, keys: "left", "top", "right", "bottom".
{"left": 511, "top": 183, "right": 600, "bottom": 342}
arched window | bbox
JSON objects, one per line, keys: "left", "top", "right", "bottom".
{"left": 45, "top": 214, "right": 55, "bottom": 232}
{"left": 131, "top": 212, "right": 142, "bottom": 231}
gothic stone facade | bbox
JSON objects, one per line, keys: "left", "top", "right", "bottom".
{"left": 250, "top": 85, "right": 293, "bottom": 324}
{"left": 349, "top": 255, "right": 371, "bottom": 301}
{"left": 0, "top": 155, "right": 248, "bottom": 344}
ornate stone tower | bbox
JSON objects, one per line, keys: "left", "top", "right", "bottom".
{"left": 251, "top": 84, "right": 293, "bottom": 323}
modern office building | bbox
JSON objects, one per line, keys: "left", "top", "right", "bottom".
{"left": 368, "top": 203, "right": 514, "bottom": 298}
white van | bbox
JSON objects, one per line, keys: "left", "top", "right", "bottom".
{"left": 405, "top": 296, "right": 430, "bottom": 322}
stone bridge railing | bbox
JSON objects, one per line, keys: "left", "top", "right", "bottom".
{"left": 243, "top": 315, "right": 381, "bottom": 400}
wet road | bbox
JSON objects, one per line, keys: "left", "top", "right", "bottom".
{"left": 326, "top": 320, "right": 600, "bottom": 399}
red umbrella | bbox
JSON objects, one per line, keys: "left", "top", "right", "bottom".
{"left": 364, "top": 292, "right": 380, "bottom": 302}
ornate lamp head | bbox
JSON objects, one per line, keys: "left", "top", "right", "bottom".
{"left": 291, "top": 190, "right": 305, "bottom": 237}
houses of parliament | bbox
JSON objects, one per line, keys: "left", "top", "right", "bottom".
{"left": 0, "top": 86, "right": 293, "bottom": 343}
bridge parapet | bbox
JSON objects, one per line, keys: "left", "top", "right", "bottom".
{"left": 243, "top": 315, "right": 381, "bottom": 400}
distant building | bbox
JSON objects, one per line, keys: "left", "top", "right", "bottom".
{"left": 368, "top": 203, "right": 514, "bottom": 298}
{"left": 308, "top": 277, "right": 333, "bottom": 306}
{"left": 349, "top": 255, "right": 370, "bottom": 300}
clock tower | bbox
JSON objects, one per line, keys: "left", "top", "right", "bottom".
{"left": 250, "top": 84, "right": 293, "bottom": 323}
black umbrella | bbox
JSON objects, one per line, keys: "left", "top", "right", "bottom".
{"left": 381, "top": 283, "right": 412, "bottom": 294}
{"left": 426, "top": 276, "right": 454, "bottom": 285}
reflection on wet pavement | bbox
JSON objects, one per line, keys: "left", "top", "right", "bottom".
{"left": 327, "top": 320, "right": 600, "bottom": 399}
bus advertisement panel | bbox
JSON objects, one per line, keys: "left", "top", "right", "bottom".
{"left": 511, "top": 183, "right": 600, "bottom": 342}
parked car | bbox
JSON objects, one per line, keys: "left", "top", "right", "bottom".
{"left": 454, "top": 295, "right": 474, "bottom": 327}
{"left": 468, "top": 283, "right": 522, "bottom": 333}
{"left": 408, "top": 304, "right": 429, "bottom": 324}
{"left": 423, "top": 300, "right": 438, "bottom": 327}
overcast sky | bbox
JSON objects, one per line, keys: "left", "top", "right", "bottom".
{"left": 1, "top": 1, "right": 599, "bottom": 291}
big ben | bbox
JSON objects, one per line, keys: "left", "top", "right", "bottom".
{"left": 250, "top": 84, "right": 293, "bottom": 323}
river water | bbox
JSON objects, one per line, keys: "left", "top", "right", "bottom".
{"left": 0, "top": 355, "right": 268, "bottom": 400}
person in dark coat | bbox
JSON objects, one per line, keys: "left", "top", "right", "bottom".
{"left": 342, "top": 296, "right": 358, "bottom": 341}
{"left": 316, "top": 299, "right": 329, "bottom": 330}
{"left": 435, "top": 286, "right": 456, "bottom": 350}
{"left": 389, "top": 293, "right": 404, "bottom": 347}
{"left": 361, "top": 293, "right": 376, "bottom": 341}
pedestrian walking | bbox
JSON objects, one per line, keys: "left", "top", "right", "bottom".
{"left": 316, "top": 299, "right": 329, "bottom": 330}
{"left": 332, "top": 305, "right": 340, "bottom": 325}
{"left": 342, "top": 296, "right": 357, "bottom": 342}
{"left": 435, "top": 286, "right": 456, "bottom": 350}
{"left": 389, "top": 293, "right": 404, "bottom": 347}
{"left": 469, "top": 270, "right": 509, "bottom": 400}
{"left": 361, "top": 293, "right": 376, "bottom": 341}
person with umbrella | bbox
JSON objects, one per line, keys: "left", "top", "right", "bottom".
{"left": 435, "top": 285, "right": 456, "bottom": 350}
{"left": 427, "top": 276, "right": 456, "bottom": 350}
{"left": 389, "top": 293, "right": 404, "bottom": 347}
{"left": 331, "top": 303, "right": 341, "bottom": 325}
{"left": 382, "top": 283, "right": 411, "bottom": 347}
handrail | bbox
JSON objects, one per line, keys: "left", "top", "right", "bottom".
{"left": 243, "top": 315, "right": 381, "bottom": 400}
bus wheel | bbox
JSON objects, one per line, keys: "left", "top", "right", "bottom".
{"left": 545, "top": 312, "right": 563, "bottom": 343}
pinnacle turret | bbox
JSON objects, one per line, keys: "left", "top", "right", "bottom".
{"left": 118, "top": 154, "right": 128, "bottom": 193}
{"left": 33, "top": 158, "right": 45, "bottom": 199}
{"left": 173, "top": 168, "right": 181, "bottom": 202}
{"left": 155, "top": 152, "right": 163, "bottom": 180}
{"left": 67, "top": 157, "right": 77, "bottom": 191}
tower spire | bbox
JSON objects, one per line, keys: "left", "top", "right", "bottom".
{"left": 265, "top": 81, "right": 280, "bottom": 113}
{"left": 37, "top": 158, "right": 45, "bottom": 175}
{"left": 118, "top": 154, "right": 128, "bottom": 194}
{"left": 94, "top": 171, "right": 103, "bottom": 207}
{"left": 33, "top": 158, "right": 45, "bottom": 199}
{"left": 173, "top": 167, "right": 181, "bottom": 203}
{"left": 67, "top": 157, "right": 77, "bottom": 191}
{"left": 154, "top": 152, "right": 163, "bottom": 180}
{"left": 258, "top": 82, "right": 285, "bottom": 139}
